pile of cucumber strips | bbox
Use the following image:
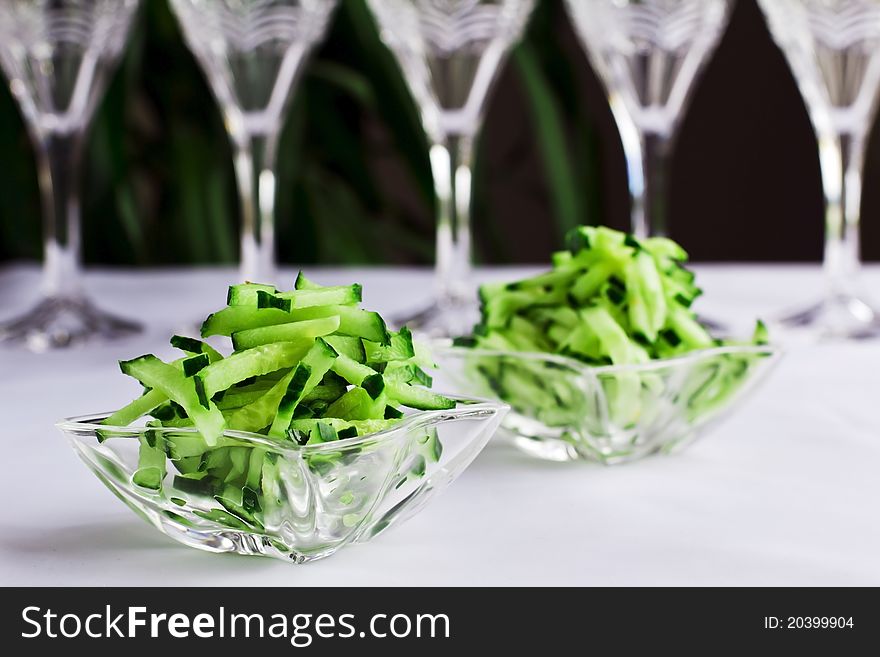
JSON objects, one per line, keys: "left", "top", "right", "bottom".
{"left": 456, "top": 225, "right": 769, "bottom": 429}
{"left": 103, "top": 272, "right": 453, "bottom": 501}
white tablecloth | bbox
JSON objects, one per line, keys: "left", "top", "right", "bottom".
{"left": 1, "top": 263, "right": 878, "bottom": 586}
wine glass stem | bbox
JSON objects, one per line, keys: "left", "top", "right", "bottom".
{"left": 39, "top": 131, "right": 85, "bottom": 298}
{"left": 634, "top": 130, "right": 673, "bottom": 239}
{"left": 235, "top": 130, "right": 279, "bottom": 284}
{"left": 820, "top": 129, "right": 864, "bottom": 297}
{"left": 431, "top": 134, "right": 474, "bottom": 304}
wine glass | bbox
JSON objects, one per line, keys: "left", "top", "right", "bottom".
{"left": 367, "top": 0, "right": 536, "bottom": 337}
{"left": 169, "top": 0, "right": 338, "bottom": 285}
{"left": 564, "top": 0, "right": 731, "bottom": 239}
{"left": 758, "top": 0, "right": 880, "bottom": 339}
{"left": 0, "top": 0, "right": 142, "bottom": 350}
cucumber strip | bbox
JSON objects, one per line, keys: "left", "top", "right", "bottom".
{"left": 383, "top": 362, "right": 433, "bottom": 387}
{"left": 225, "top": 370, "right": 296, "bottom": 433}
{"left": 261, "top": 453, "right": 284, "bottom": 517}
{"left": 331, "top": 353, "right": 376, "bottom": 386}
{"left": 269, "top": 340, "right": 338, "bottom": 438}
{"left": 120, "top": 355, "right": 226, "bottom": 445}
{"left": 324, "top": 335, "right": 367, "bottom": 363}
{"left": 256, "top": 290, "right": 292, "bottom": 313}
{"left": 276, "top": 284, "right": 362, "bottom": 309}
{"left": 506, "top": 268, "right": 579, "bottom": 290}
{"left": 103, "top": 388, "right": 167, "bottom": 427}
{"left": 668, "top": 306, "right": 714, "bottom": 350}
{"left": 364, "top": 327, "right": 415, "bottom": 363}
{"left": 231, "top": 316, "right": 340, "bottom": 351}
{"left": 288, "top": 417, "right": 399, "bottom": 443}
{"left": 216, "top": 384, "right": 274, "bottom": 410}
{"left": 170, "top": 335, "right": 224, "bottom": 362}
{"left": 643, "top": 236, "right": 688, "bottom": 261}
{"left": 287, "top": 305, "right": 389, "bottom": 344}
{"left": 227, "top": 283, "right": 276, "bottom": 305}
{"left": 294, "top": 271, "right": 323, "bottom": 290}
{"left": 361, "top": 373, "right": 385, "bottom": 400}
{"left": 133, "top": 432, "right": 166, "bottom": 491}
{"left": 182, "top": 353, "right": 210, "bottom": 377}
{"left": 198, "top": 341, "right": 315, "bottom": 397}
{"left": 570, "top": 261, "right": 616, "bottom": 303}
{"left": 201, "top": 306, "right": 294, "bottom": 337}
{"left": 246, "top": 448, "right": 266, "bottom": 489}
{"left": 326, "top": 387, "right": 384, "bottom": 421}
{"left": 302, "top": 381, "right": 347, "bottom": 403}
{"left": 202, "top": 304, "right": 388, "bottom": 344}
{"left": 386, "top": 381, "right": 455, "bottom": 411}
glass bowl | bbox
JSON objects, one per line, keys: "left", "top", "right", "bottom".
{"left": 433, "top": 344, "right": 780, "bottom": 464}
{"left": 56, "top": 396, "right": 507, "bottom": 563}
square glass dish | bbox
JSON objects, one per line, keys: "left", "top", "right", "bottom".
{"left": 57, "top": 397, "right": 507, "bottom": 563}
{"left": 433, "top": 344, "right": 780, "bottom": 464}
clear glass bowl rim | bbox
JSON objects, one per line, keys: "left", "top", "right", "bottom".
{"left": 435, "top": 342, "right": 782, "bottom": 376}
{"left": 56, "top": 394, "right": 509, "bottom": 457}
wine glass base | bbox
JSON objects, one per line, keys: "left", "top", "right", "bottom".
{"left": 0, "top": 295, "right": 142, "bottom": 352}
{"left": 773, "top": 292, "right": 880, "bottom": 341}
{"left": 392, "top": 296, "right": 480, "bottom": 339}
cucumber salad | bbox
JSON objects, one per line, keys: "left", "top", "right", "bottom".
{"left": 103, "top": 273, "right": 453, "bottom": 498}
{"left": 455, "top": 226, "right": 769, "bottom": 430}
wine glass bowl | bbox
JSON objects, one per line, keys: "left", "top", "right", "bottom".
{"left": 0, "top": 0, "right": 142, "bottom": 351}
{"left": 169, "top": 0, "right": 338, "bottom": 285}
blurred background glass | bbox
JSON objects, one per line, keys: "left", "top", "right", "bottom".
{"left": 759, "top": 0, "right": 880, "bottom": 339}
{"left": 2, "top": 1, "right": 880, "bottom": 272}
{"left": 367, "top": 0, "right": 536, "bottom": 337}
{"left": 565, "top": 0, "right": 731, "bottom": 239}
{"left": 0, "top": 0, "right": 141, "bottom": 349}
{"left": 169, "top": 0, "right": 337, "bottom": 285}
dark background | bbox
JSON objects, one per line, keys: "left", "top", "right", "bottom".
{"left": 0, "top": 0, "right": 876, "bottom": 267}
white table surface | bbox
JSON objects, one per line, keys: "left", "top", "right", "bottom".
{"left": 1, "top": 263, "right": 879, "bottom": 586}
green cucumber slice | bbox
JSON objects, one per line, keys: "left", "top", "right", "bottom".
{"left": 324, "top": 335, "right": 367, "bottom": 363}
{"left": 386, "top": 381, "right": 455, "bottom": 411}
{"left": 198, "top": 341, "right": 314, "bottom": 397}
{"left": 120, "top": 355, "right": 226, "bottom": 445}
{"left": 269, "top": 339, "right": 338, "bottom": 438}
{"left": 231, "top": 316, "right": 340, "bottom": 351}
{"left": 227, "top": 283, "right": 276, "bottom": 306}
{"left": 277, "top": 284, "right": 362, "bottom": 309}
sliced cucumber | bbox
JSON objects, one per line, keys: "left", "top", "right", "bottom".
{"left": 231, "top": 316, "right": 341, "bottom": 351}
{"left": 227, "top": 283, "right": 276, "bottom": 306}
{"left": 277, "top": 284, "right": 362, "bottom": 309}
{"left": 120, "top": 355, "right": 226, "bottom": 445}
{"left": 198, "top": 341, "right": 314, "bottom": 397}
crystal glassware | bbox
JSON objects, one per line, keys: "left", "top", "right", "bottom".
{"left": 367, "top": 0, "right": 536, "bottom": 338}
{"left": 0, "top": 0, "right": 142, "bottom": 350}
{"left": 57, "top": 397, "right": 506, "bottom": 562}
{"left": 169, "top": 0, "right": 338, "bottom": 285}
{"left": 564, "top": 0, "right": 731, "bottom": 239}
{"left": 434, "top": 343, "right": 779, "bottom": 464}
{"left": 759, "top": 0, "right": 880, "bottom": 339}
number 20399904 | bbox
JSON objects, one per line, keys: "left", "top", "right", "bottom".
{"left": 764, "top": 617, "right": 854, "bottom": 630}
